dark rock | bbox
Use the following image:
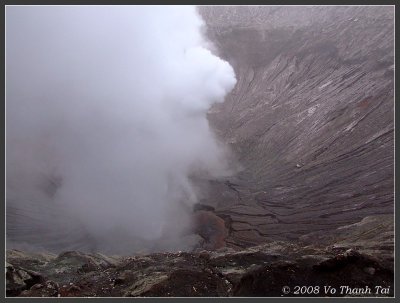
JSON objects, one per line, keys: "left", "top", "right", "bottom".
{"left": 6, "top": 237, "right": 394, "bottom": 297}
{"left": 6, "top": 262, "right": 45, "bottom": 296}
{"left": 364, "top": 267, "right": 376, "bottom": 275}
{"left": 19, "top": 280, "right": 59, "bottom": 297}
{"left": 193, "top": 203, "right": 216, "bottom": 212}
{"left": 232, "top": 249, "right": 392, "bottom": 297}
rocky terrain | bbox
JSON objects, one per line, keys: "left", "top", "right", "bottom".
{"left": 5, "top": 214, "right": 394, "bottom": 297}
{"left": 6, "top": 6, "right": 394, "bottom": 297}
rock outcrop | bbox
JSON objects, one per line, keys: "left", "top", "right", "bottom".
{"left": 6, "top": 214, "right": 394, "bottom": 297}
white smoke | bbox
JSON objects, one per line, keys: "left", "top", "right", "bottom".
{"left": 6, "top": 6, "right": 236, "bottom": 254}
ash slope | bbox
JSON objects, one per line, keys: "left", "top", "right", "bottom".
{"left": 198, "top": 6, "right": 394, "bottom": 247}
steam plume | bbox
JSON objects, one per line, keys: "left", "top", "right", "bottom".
{"left": 6, "top": 6, "right": 236, "bottom": 254}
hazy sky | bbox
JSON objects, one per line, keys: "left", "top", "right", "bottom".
{"left": 6, "top": 6, "right": 236, "bottom": 253}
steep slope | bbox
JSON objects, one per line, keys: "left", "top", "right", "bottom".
{"left": 6, "top": 7, "right": 395, "bottom": 297}
{"left": 198, "top": 6, "right": 394, "bottom": 247}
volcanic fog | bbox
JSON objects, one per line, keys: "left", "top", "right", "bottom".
{"left": 6, "top": 6, "right": 237, "bottom": 254}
